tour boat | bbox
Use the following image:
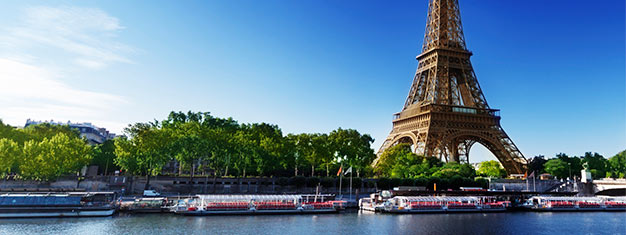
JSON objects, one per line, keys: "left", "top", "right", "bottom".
{"left": 118, "top": 197, "right": 168, "bottom": 213}
{"left": 383, "top": 196, "right": 502, "bottom": 213}
{"left": 525, "top": 196, "right": 626, "bottom": 211}
{"left": 0, "top": 192, "right": 116, "bottom": 218}
{"left": 173, "top": 195, "right": 339, "bottom": 215}
{"left": 604, "top": 199, "right": 626, "bottom": 211}
{"left": 359, "top": 197, "right": 384, "bottom": 212}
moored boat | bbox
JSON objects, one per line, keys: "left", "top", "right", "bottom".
{"left": 118, "top": 197, "right": 168, "bottom": 213}
{"left": 173, "top": 195, "right": 340, "bottom": 215}
{"left": 525, "top": 196, "right": 626, "bottom": 211}
{"left": 0, "top": 192, "right": 116, "bottom": 218}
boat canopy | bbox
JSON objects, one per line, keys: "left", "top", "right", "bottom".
{"left": 196, "top": 195, "right": 302, "bottom": 202}
{"left": 395, "top": 196, "right": 479, "bottom": 202}
{"left": 531, "top": 196, "right": 602, "bottom": 202}
{"left": 0, "top": 195, "right": 82, "bottom": 206}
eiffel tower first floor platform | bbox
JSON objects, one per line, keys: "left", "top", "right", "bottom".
{"left": 376, "top": 104, "right": 528, "bottom": 174}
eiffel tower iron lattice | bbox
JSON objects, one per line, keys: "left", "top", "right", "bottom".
{"left": 375, "top": 0, "right": 527, "bottom": 174}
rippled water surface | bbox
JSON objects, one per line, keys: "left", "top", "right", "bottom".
{"left": 0, "top": 212, "right": 624, "bottom": 235}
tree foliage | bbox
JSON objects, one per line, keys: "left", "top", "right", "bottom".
{"left": 477, "top": 160, "right": 506, "bottom": 178}
{"left": 20, "top": 133, "right": 92, "bottom": 181}
{"left": 0, "top": 121, "right": 92, "bottom": 181}
{"left": 544, "top": 158, "right": 570, "bottom": 179}
{"left": 607, "top": 150, "right": 626, "bottom": 178}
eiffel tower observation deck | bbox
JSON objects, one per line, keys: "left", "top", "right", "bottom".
{"left": 376, "top": 0, "right": 528, "bottom": 174}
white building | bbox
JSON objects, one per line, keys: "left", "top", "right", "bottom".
{"left": 24, "top": 119, "right": 116, "bottom": 145}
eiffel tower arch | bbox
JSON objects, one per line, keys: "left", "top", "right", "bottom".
{"left": 375, "top": 0, "right": 527, "bottom": 174}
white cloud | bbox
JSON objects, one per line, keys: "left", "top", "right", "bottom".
{"left": 3, "top": 5, "right": 133, "bottom": 69}
{"left": 0, "top": 58, "right": 128, "bottom": 132}
{"left": 0, "top": 6, "right": 133, "bottom": 133}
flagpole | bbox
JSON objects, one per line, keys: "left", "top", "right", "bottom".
{"left": 339, "top": 162, "right": 343, "bottom": 198}
{"left": 533, "top": 172, "right": 536, "bottom": 192}
{"left": 349, "top": 165, "right": 353, "bottom": 201}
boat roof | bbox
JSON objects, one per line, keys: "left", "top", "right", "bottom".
{"left": 0, "top": 195, "right": 82, "bottom": 206}
{"left": 395, "top": 196, "right": 479, "bottom": 202}
{"left": 0, "top": 192, "right": 115, "bottom": 197}
{"left": 530, "top": 196, "right": 603, "bottom": 201}
{"left": 196, "top": 194, "right": 302, "bottom": 201}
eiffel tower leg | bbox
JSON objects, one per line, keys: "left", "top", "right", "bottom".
{"left": 450, "top": 140, "right": 460, "bottom": 162}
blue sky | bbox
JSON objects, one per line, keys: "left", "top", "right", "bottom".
{"left": 0, "top": 0, "right": 623, "bottom": 162}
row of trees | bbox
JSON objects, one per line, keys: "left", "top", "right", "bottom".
{"left": 528, "top": 151, "right": 626, "bottom": 179}
{"left": 1, "top": 112, "right": 624, "bottom": 185}
{"left": 111, "top": 111, "right": 376, "bottom": 189}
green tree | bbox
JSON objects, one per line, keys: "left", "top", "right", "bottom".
{"left": 0, "top": 138, "right": 21, "bottom": 177}
{"left": 285, "top": 134, "right": 308, "bottom": 176}
{"left": 91, "top": 139, "right": 118, "bottom": 175}
{"left": 374, "top": 143, "right": 443, "bottom": 178}
{"left": 477, "top": 160, "right": 506, "bottom": 178}
{"left": 20, "top": 133, "right": 92, "bottom": 181}
{"left": 607, "top": 150, "right": 626, "bottom": 178}
{"left": 432, "top": 162, "right": 475, "bottom": 179}
{"left": 544, "top": 158, "right": 569, "bottom": 179}
{"left": 329, "top": 128, "right": 375, "bottom": 177}
{"left": 528, "top": 155, "right": 547, "bottom": 174}
{"left": 556, "top": 153, "right": 582, "bottom": 178}
{"left": 114, "top": 122, "right": 172, "bottom": 189}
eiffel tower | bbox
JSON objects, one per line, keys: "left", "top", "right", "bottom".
{"left": 376, "top": 0, "right": 527, "bottom": 174}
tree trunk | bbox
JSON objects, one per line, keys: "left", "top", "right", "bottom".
{"left": 104, "top": 159, "right": 109, "bottom": 176}
{"left": 178, "top": 161, "right": 182, "bottom": 177}
{"left": 189, "top": 162, "right": 194, "bottom": 193}
{"left": 311, "top": 165, "right": 315, "bottom": 177}
{"left": 213, "top": 173, "right": 218, "bottom": 193}
{"left": 295, "top": 164, "right": 298, "bottom": 176}
{"left": 326, "top": 164, "right": 329, "bottom": 177}
{"left": 144, "top": 173, "right": 151, "bottom": 190}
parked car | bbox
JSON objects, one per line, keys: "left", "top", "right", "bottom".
{"left": 143, "top": 190, "right": 160, "bottom": 197}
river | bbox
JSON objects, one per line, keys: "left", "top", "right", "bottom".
{"left": 0, "top": 212, "right": 624, "bottom": 235}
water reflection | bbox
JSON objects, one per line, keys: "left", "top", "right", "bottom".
{"left": 0, "top": 212, "right": 624, "bottom": 235}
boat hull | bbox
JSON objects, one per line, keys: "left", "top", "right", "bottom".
{"left": 0, "top": 207, "right": 116, "bottom": 218}
{"left": 177, "top": 208, "right": 338, "bottom": 216}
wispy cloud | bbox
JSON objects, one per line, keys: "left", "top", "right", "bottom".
{"left": 0, "top": 6, "right": 132, "bottom": 132}
{"left": 4, "top": 6, "right": 133, "bottom": 69}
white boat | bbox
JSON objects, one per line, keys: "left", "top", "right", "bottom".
{"left": 525, "top": 196, "right": 626, "bottom": 211}
{"left": 173, "top": 194, "right": 338, "bottom": 215}
{"left": 384, "top": 196, "right": 499, "bottom": 213}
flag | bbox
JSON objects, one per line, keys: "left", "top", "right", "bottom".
{"left": 528, "top": 171, "right": 535, "bottom": 179}
{"left": 344, "top": 167, "right": 352, "bottom": 176}
{"left": 337, "top": 166, "right": 342, "bottom": 176}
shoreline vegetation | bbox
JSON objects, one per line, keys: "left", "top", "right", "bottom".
{"left": 0, "top": 111, "right": 624, "bottom": 191}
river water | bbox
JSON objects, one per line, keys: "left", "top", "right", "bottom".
{"left": 0, "top": 212, "right": 624, "bottom": 235}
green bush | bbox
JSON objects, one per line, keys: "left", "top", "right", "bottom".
{"left": 277, "top": 177, "right": 289, "bottom": 186}
{"left": 414, "top": 177, "right": 428, "bottom": 187}
{"left": 449, "top": 175, "right": 464, "bottom": 189}
{"left": 401, "top": 178, "right": 414, "bottom": 186}
{"left": 321, "top": 177, "right": 335, "bottom": 187}
{"left": 351, "top": 177, "right": 362, "bottom": 188}
{"left": 290, "top": 176, "right": 306, "bottom": 187}
{"left": 377, "top": 178, "right": 391, "bottom": 189}
{"left": 390, "top": 178, "right": 403, "bottom": 188}
{"left": 305, "top": 177, "right": 320, "bottom": 187}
